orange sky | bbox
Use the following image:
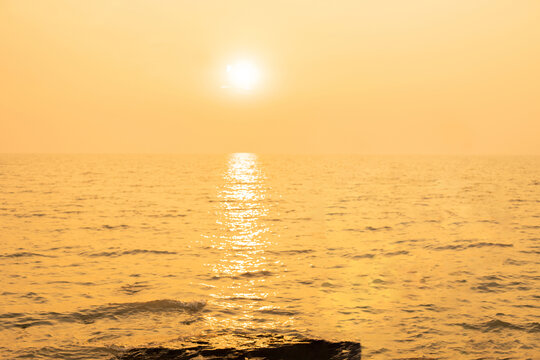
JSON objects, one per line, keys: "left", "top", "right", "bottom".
{"left": 1, "top": 0, "right": 539, "bottom": 154}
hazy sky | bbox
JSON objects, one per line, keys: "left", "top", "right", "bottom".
{"left": 1, "top": 0, "right": 539, "bottom": 154}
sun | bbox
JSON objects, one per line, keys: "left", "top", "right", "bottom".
{"left": 224, "top": 61, "right": 260, "bottom": 91}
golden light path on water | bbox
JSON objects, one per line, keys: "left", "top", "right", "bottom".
{"left": 203, "top": 153, "right": 292, "bottom": 337}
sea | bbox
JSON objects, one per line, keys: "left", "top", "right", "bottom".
{"left": 0, "top": 154, "right": 538, "bottom": 359}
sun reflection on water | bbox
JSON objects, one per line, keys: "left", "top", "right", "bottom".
{"left": 204, "top": 153, "right": 288, "bottom": 336}
{"left": 216, "top": 152, "right": 269, "bottom": 250}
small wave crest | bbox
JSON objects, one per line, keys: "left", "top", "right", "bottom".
{"left": 344, "top": 226, "right": 392, "bottom": 232}
{"left": 257, "top": 306, "right": 298, "bottom": 316}
{"left": 210, "top": 270, "right": 274, "bottom": 280}
{"left": 384, "top": 250, "right": 409, "bottom": 256}
{"left": 82, "top": 249, "right": 177, "bottom": 257}
{"left": 455, "top": 318, "right": 540, "bottom": 333}
{"left": 238, "top": 270, "right": 273, "bottom": 278}
{"left": 0, "top": 299, "right": 206, "bottom": 329}
{"left": 431, "top": 242, "right": 513, "bottom": 251}
{"left": 7, "top": 344, "right": 121, "bottom": 360}
{"left": 266, "top": 249, "right": 314, "bottom": 255}
{"left": 349, "top": 253, "right": 376, "bottom": 259}
{"left": 0, "top": 252, "right": 53, "bottom": 258}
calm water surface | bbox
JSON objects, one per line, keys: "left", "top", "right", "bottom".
{"left": 0, "top": 154, "right": 539, "bottom": 359}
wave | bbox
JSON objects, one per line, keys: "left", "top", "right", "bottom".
{"left": 467, "top": 242, "right": 513, "bottom": 248}
{"left": 471, "top": 280, "right": 531, "bottom": 293}
{"left": 238, "top": 270, "right": 273, "bottom": 278}
{"left": 431, "top": 242, "right": 513, "bottom": 251}
{"left": 9, "top": 344, "right": 120, "bottom": 360}
{"left": 13, "top": 213, "right": 46, "bottom": 218}
{"left": 455, "top": 319, "right": 540, "bottom": 333}
{"left": 80, "top": 224, "right": 129, "bottom": 231}
{"left": 384, "top": 250, "right": 409, "bottom": 256}
{"left": 102, "top": 224, "right": 129, "bottom": 230}
{"left": 0, "top": 252, "right": 53, "bottom": 258}
{"left": 432, "top": 245, "right": 463, "bottom": 250}
{"left": 147, "top": 214, "right": 187, "bottom": 218}
{"left": 266, "top": 249, "right": 314, "bottom": 255}
{"left": 521, "top": 250, "right": 540, "bottom": 254}
{"left": 0, "top": 300, "right": 206, "bottom": 329}
{"left": 257, "top": 306, "right": 298, "bottom": 316}
{"left": 347, "top": 250, "right": 407, "bottom": 259}
{"left": 219, "top": 295, "right": 264, "bottom": 301}
{"left": 119, "top": 282, "right": 151, "bottom": 295}
{"left": 114, "top": 339, "right": 361, "bottom": 360}
{"left": 350, "top": 253, "right": 376, "bottom": 259}
{"left": 83, "top": 249, "right": 177, "bottom": 257}
{"left": 210, "top": 270, "right": 274, "bottom": 280}
{"left": 344, "top": 226, "right": 392, "bottom": 232}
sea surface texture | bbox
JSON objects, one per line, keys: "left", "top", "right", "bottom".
{"left": 0, "top": 154, "right": 538, "bottom": 359}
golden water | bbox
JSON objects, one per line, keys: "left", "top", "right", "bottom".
{"left": 0, "top": 154, "right": 538, "bottom": 359}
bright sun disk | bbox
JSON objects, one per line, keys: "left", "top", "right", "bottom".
{"left": 225, "top": 61, "right": 260, "bottom": 91}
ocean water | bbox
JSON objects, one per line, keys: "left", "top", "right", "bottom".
{"left": 0, "top": 154, "right": 538, "bottom": 359}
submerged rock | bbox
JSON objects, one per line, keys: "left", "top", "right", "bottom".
{"left": 115, "top": 339, "right": 361, "bottom": 359}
